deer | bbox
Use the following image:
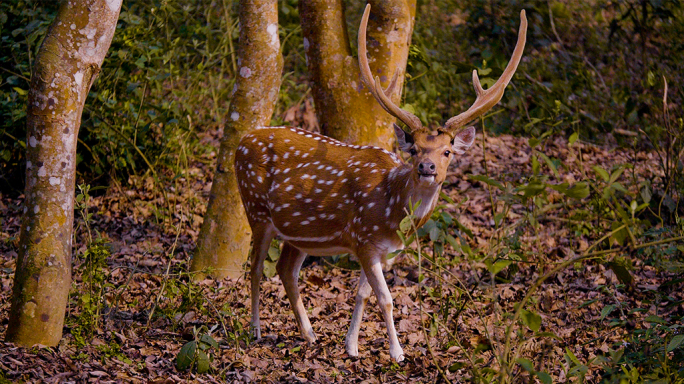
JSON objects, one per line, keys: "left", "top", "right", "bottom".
{"left": 234, "top": 5, "right": 527, "bottom": 362}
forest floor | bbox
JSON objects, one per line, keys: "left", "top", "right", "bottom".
{"left": 0, "top": 125, "right": 682, "bottom": 383}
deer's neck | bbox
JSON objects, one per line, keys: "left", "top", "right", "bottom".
{"left": 386, "top": 164, "right": 441, "bottom": 227}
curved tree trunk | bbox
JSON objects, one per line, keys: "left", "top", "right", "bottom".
{"left": 7, "top": 0, "right": 121, "bottom": 347}
{"left": 300, "top": 0, "right": 416, "bottom": 150}
{"left": 192, "top": 0, "right": 284, "bottom": 280}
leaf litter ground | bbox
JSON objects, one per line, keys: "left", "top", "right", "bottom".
{"left": 0, "top": 125, "right": 682, "bottom": 383}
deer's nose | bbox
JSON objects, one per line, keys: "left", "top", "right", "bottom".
{"left": 418, "top": 161, "right": 436, "bottom": 174}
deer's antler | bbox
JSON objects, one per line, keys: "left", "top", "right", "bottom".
{"left": 443, "top": 10, "right": 528, "bottom": 133}
{"left": 358, "top": 4, "right": 423, "bottom": 133}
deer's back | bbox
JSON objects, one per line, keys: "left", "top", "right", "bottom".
{"left": 235, "top": 126, "right": 403, "bottom": 255}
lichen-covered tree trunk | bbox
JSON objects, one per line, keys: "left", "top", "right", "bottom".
{"left": 7, "top": 0, "right": 121, "bottom": 347}
{"left": 300, "top": 0, "right": 416, "bottom": 150}
{"left": 192, "top": 0, "right": 283, "bottom": 279}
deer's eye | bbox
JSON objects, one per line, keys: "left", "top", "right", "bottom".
{"left": 444, "top": 150, "right": 451, "bottom": 157}
{"left": 409, "top": 148, "right": 417, "bottom": 156}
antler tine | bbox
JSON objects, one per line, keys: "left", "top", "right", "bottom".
{"left": 444, "top": 10, "right": 528, "bottom": 132}
{"left": 358, "top": 4, "right": 423, "bottom": 133}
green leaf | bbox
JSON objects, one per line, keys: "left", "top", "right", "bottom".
{"left": 516, "top": 358, "right": 534, "bottom": 372}
{"left": 460, "top": 239, "right": 472, "bottom": 257}
{"left": 609, "top": 167, "right": 625, "bottom": 184}
{"left": 196, "top": 350, "right": 211, "bottom": 373}
{"left": 455, "top": 220, "right": 474, "bottom": 238}
{"left": 440, "top": 211, "right": 453, "bottom": 226}
{"left": 600, "top": 304, "right": 616, "bottom": 320}
{"left": 564, "top": 182, "right": 590, "bottom": 199}
{"left": 199, "top": 334, "right": 218, "bottom": 349}
{"left": 263, "top": 259, "right": 277, "bottom": 278}
{"left": 568, "top": 132, "right": 579, "bottom": 146}
{"left": 537, "top": 152, "right": 559, "bottom": 178}
{"left": 13, "top": 87, "right": 27, "bottom": 95}
{"left": 536, "top": 371, "right": 553, "bottom": 384}
{"left": 640, "top": 185, "right": 652, "bottom": 204}
{"left": 520, "top": 309, "right": 542, "bottom": 332}
{"left": 439, "top": 191, "right": 455, "bottom": 204}
{"left": 494, "top": 212, "right": 505, "bottom": 227}
{"left": 429, "top": 226, "right": 441, "bottom": 242}
{"left": 267, "top": 243, "right": 280, "bottom": 261}
{"left": 608, "top": 261, "right": 633, "bottom": 285}
{"left": 610, "top": 221, "right": 627, "bottom": 246}
{"left": 565, "top": 347, "right": 581, "bottom": 365}
{"left": 176, "top": 341, "right": 197, "bottom": 371}
{"left": 610, "top": 182, "right": 627, "bottom": 194}
{"left": 487, "top": 259, "right": 512, "bottom": 274}
{"left": 134, "top": 55, "right": 147, "bottom": 68}
{"left": 644, "top": 315, "right": 666, "bottom": 324}
{"left": 532, "top": 155, "right": 540, "bottom": 175}
{"left": 403, "top": 103, "right": 417, "bottom": 114}
{"left": 519, "top": 182, "right": 546, "bottom": 198}
{"left": 667, "top": 334, "right": 684, "bottom": 352}
{"left": 445, "top": 234, "right": 459, "bottom": 249}
{"left": 592, "top": 166, "right": 609, "bottom": 182}
{"left": 396, "top": 230, "right": 407, "bottom": 245}
{"left": 477, "top": 67, "right": 492, "bottom": 76}
{"left": 547, "top": 182, "right": 569, "bottom": 193}
{"left": 468, "top": 174, "right": 505, "bottom": 190}
{"left": 400, "top": 215, "right": 413, "bottom": 233}
{"left": 387, "top": 249, "right": 402, "bottom": 260}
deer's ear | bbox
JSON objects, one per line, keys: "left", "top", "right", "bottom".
{"left": 451, "top": 126, "right": 476, "bottom": 154}
{"left": 394, "top": 123, "right": 414, "bottom": 152}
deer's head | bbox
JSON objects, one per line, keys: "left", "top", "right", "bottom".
{"left": 358, "top": 5, "right": 527, "bottom": 187}
{"left": 394, "top": 124, "right": 476, "bottom": 186}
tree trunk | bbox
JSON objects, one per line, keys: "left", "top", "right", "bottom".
{"left": 7, "top": 0, "right": 121, "bottom": 347}
{"left": 300, "top": 0, "right": 416, "bottom": 150}
{"left": 192, "top": 0, "right": 284, "bottom": 280}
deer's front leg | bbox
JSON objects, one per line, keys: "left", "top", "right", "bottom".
{"left": 345, "top": 269, "right": 371, "bottom": 357}
{"left": 360, "top": 254, "right": 404, "bottom": 362}
{"left": 276, "top": 242, "right": 316, "bottom": 343}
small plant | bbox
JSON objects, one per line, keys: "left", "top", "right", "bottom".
{"left": 175, "top": 326, "right": 219, "bottom": 374}
{"left": 96, "top": 336, "right": 133, "bottom": 365}
{"left": 70, "top": 184, "right": 112, "bottom": 346}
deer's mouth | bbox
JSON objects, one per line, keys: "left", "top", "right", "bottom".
{"left": 418, "top": 173, "right": 437, "bottom": 183}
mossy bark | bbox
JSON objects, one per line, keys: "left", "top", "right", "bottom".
{"left": 300, "top": 0, "right": 416, "bottom": 150}
{"left": 7, "top": 0, "right": 121, "bottom": 347}
{"left": 192, "top": 0, "right": 283, "bottom": 279}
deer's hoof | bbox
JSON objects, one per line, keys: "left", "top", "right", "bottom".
{"left": 303, "top": 330, "right": 317, "bottom": 345}
{"left": 390, "top": 346, "right": 405, "bottom": 363}
{"left": 345, "top": 342, "right": 359, "bottom": 357}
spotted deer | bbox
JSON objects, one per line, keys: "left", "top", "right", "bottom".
{"left": 234, "top": 5, "right": 527, "bottom": 362}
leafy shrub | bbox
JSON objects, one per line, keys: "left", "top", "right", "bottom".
{"left": 0, "top": 0, "right": 58, "bottom": 193}
{"left": 0, "top": 0, "right": 237, "bottom": 194}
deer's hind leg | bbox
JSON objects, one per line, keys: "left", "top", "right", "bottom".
{"left": 249, "top": 222, "right": 276, "bottom": 340}
{"left": 276, "top": 242, "right": 316, "bottom": 343}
